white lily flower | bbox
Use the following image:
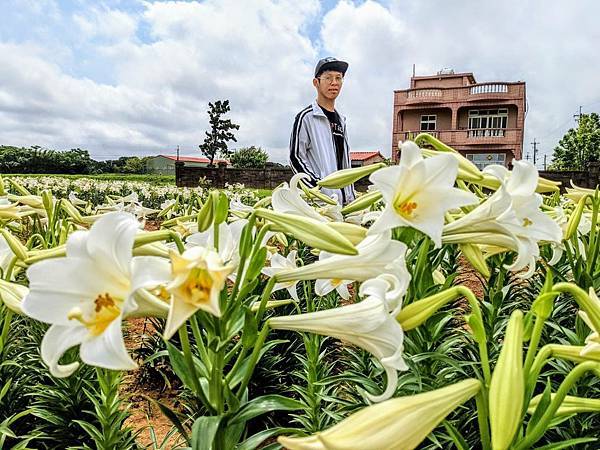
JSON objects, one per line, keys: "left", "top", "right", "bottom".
{"left": 276, "top": 230, "right": 410, "bottom": 285}
{"left": 270, "top": 294, "right": 407, "bottom": 402}
{"left": 271, "top": 173, "right": 328, "bottom": 222}
{"left": 313, "top": 251, "right": 352, "bottom": 300}
{"left": 443, "top": 161, "right": 562, "bottom": 277}
{"left": 22, "top": 212, "right": 171, "bottom": 377}
{"left": 68, "top": 191, "right": 87, "bottom": 206}
{"left": 186, "top": 220, "right": 247, "bottom": 273}
{"left": 359, "top": 273, "right": 410, "bottom": 315}
{"left": 261, "top": 250, "right": 301, "bottom": 302}
{"left": 368, "top": 141, "right": 477, "bottom": 247}
{"left": 164, "top": 246, "right": 234, "bottom": 339}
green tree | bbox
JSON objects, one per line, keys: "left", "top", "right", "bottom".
{"left": 230, "top": 146, "right": 269, "bottom": 168}
{"left": 550, "top": 112, "right": 600, "bottom": 170}
{"left": 199, "top": 100, "right": 240, "bottom": 166}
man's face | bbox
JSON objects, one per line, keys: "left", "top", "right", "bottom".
{"left": 313, "top": 70, "right": 344, "bottom": 100}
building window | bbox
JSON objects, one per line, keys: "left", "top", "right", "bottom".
{"left": 468, "top": 108, "right": 508, "bottom": 137}
{"left": 466, "top": 153, "right": 506, "bottom": 170}
{"left": 420, "top": 115, "right": 437, "bottom": 131}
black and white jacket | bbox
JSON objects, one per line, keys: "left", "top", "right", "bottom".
{"left": 289, "top": 100, "right": 356, "bottom": 204}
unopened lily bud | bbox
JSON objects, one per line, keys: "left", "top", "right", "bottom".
{"left": 197, "top": 196, "right": 214, "bottom": 232}
{"left": 274, "top": 231, "right": 288, "bottom": 247}
{"left": 0, "top": 203, "right": 19, "bottom": 220}
{"left": 213, "top": 191, "right": 229, "bottom": 225}
{"left": 11, "top": 194, "right": 43, "bottom": 209}
{"left": 60, "top": 199, "right": 85, "bottom": 223}
{"left": 0, "top": 279, "right": 28, "bottom": 315}
{"left": 420, "top": 147, "right": 483, "bottom": 183}
{"left": 432, "top": 269, "right": 446, "bottom": 285}
{"left": 415, "top": 133, "right": 483, "bottom": 181}
{"left": 535, "top": 176, "right": 561, "bottom": 193}
{"left": 255, "top": 208, "right": 357, "bottom": 256}
{"left": 565, "top": 194, "right": 589, "bottom": 239}
{"left": 41, "top": 190, "right": 54, "bottom": 215}
{"left": 341, "top": 190, "right": 382, "bottom": 215}
{"left": 0, "top": 228, "right": 28, "bottom": 261}
{"left": 528, "top": 394, "right": 600, "bottom": 417}
{"left": 397, "top": 287, "right": 461, "bottom": 331}
{"left": 327, "top": 222, "right": 367, "bottom": 245}
{"left": 250, "top": 299, "right": 295, "bottom": 312}
{"left": 0, "top": 174, "right": 5, "bottom": 196}
{"left": 318, "top": 163, "right": 386, "bottom": 189}
{"left": 489, "top": 310, "right": 524, "bottom": 450}
{"left": 279, "top": 378, "right": 481, "bottom": 450}
{"left": 460, "top": 243, "right": 490, "bottom": 278}
{"left": 297, "top": 180, "right": 338, "bottom": 205}
{"left": 8, "top": 178, "right": 31, "bottom": 196}
{"left": 253, "top": 196, "right": 272, "bottom": 209}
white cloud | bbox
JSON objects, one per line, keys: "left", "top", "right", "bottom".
{"left": 73, "top": 7, "right": 138, "bottom": 42}
{"left": 0, "top": 0, "right": 599, "bottom": 167}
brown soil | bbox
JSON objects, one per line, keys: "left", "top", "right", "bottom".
{"left": 455, "top": 255, "right": 486, "bottom": 300}
{"left": 122, "top": 318, "right": 184, "bottom": 449}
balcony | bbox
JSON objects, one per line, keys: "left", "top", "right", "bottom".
{"left": 395, "top": 128, "right": 521, "bottom": 145}
{"left": 397, "top": 82, "right": 522, "bottom": 105}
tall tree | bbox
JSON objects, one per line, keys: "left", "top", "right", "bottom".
{"left": 551, "top": 112, "right": 600, "bottom": 170}
{"left": 199, "top": 100, "right": 240, "bottom": 166}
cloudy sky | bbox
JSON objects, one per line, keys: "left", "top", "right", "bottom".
{"left": 1, "top": 0, "right": 599, "bottom": 166}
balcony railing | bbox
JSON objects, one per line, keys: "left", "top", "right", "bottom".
{"left": 398, "top": 82, "right": 519, "bottom": 104}
{"left": 396, "top": 128, "right": 520, "bottom": 144}
{"left": 469, "top": 83, "right": 508, "bottom": 95}
{"left": 407, "top": 89, "right": 442, "bottom": 98}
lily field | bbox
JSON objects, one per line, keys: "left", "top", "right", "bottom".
{"left": 1, "top": 134, "right": 600, "bottom": 449}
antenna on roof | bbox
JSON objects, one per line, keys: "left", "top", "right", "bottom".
{"left": 176, "top": 145, "right": 180, "bottom": 161}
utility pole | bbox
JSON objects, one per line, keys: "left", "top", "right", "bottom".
{"left": 574, "top": 105, "right": 583, "bottom": 123}
{"left": 531, "top": 139, "right": 539, "bottom": 166}
{"left": 543, "top": 154, "right": 547, "bottom": 170}
{"left": 525, "top": 152, "right": 530, "bottom": 161}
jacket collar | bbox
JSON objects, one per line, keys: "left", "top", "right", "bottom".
{"left": 311, "top": 99, "right": 346, "bottom": 123}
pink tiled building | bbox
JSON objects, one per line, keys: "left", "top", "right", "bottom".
{"left": 392, "top": 70, "right": 526, "bottom": 169}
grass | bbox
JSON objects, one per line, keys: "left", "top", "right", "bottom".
{"left": 7, "top": 173, "right": 176, "bottom": 184}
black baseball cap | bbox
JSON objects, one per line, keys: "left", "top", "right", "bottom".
{"left": 314, "top": 57, "right": 349, "bottom": 78}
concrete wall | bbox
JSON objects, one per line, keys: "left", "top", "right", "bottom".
{"left": 176, "top": 161, "right": 600, "bottom": 194}
{"left": 539, "top": 162, "right": 600, "bottom": 191}
{"left": 175, "top": 161, "right": 372, "bottom": 191}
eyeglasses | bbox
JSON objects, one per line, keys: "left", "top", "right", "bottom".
{"left": 318, "top": 75, "right": 344, "bottom": 84}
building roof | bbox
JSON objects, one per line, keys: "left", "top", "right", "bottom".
{"left": 412, "top": 72, "right": 477, "bottom": 83}
{"left": 350, "top": 151, "right": 383, "bottom": 161}
{"left": 156, "top": 155, "right": 228, "bottom": 164}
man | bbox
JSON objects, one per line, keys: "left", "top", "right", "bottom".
{"left": 289, "top": 57, "right": 355, "bottom": 204}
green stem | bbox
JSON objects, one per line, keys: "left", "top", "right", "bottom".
{"left": 515, "top": 361, "right": 600, "bottom": 449}
{"left": 255, "top": 277, "right": 276, "bottom": 324}
{"left": 475, "top": 389, "right": 492, "bottom": 450}
{"left": 523, "top": 315, "right": 546, "bottom": 376}
{"left": 190, "top": 315, "right": 211, "bottom": 372}
{"left": 0, "top": 310, "right": 13, "bottom": 356}
{"left": 588, "top": 196, "right": 600, "bottom": 275}
{"left": 458, "top": 287, "right": 492, "bottom": 386}
{"left": 210, "top": 345, "right": 224, "bottom": 414}
{"left": 236, "top": 325, "right": 270, "bottom": 397}
{"left": 168, "top": 231, "right": 185, "bottom": 254}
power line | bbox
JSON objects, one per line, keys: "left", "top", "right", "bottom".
{"left": 574, "top": 105, "right": 583, "bottom": 123}
{"left": 531, "top": 138, "right": 539, "bottom": 166}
